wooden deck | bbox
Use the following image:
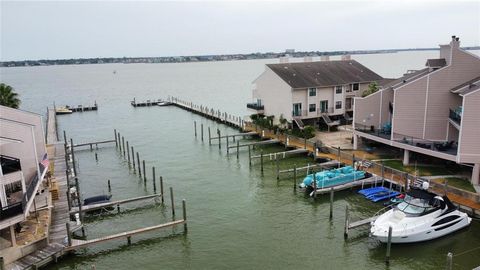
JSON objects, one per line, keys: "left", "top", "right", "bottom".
{"left": 310, "top": 176, "right": 381, "bottom": 195}
{"left": 227, "top": 139, "right": 279, "bottom": 149}
{"left": 69, "top": 194, "right": 161, "bottom": 214}
{"left": 6, "top": 243, "right": 66, "bottom": 270}
{"left": 348, "top": 216, "right": 378, "bottom": 229}
{"left": 250, "top": 149, "right": 308, "bottom": 160}
{"left": 65, "top": 219, "right": 186, "bottom": 251}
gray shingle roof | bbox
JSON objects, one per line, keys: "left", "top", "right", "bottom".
{"left": 425, "top": 58, "right": 447, "bottom": 67}
{"left": 380, "top": 68, "right": 430, "bottom": 89}
{"left": 266, "top": 60, "right": 383, "bottom": 88}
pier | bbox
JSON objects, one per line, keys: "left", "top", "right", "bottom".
{"left": 69, "top": 194, "right": 161, "bottom": 214}
{"left": 55, "top": 102, "right": 98, "bottom": 114}
{"left": 131, "top": 98, "right": 168, "bottom": 107}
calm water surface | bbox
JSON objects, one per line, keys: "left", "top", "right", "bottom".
{"left": 2, "top": 51, "right": 480, "bottom": 269}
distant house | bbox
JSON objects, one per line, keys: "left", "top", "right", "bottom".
{"left": 0, "top": 105, "right": 48, "bottom": 254}
{"left": 353, "top": 36, "right": 480, "bottom": 184}
{"left": 248, "top": 60, "right": 383, "bottom": 129}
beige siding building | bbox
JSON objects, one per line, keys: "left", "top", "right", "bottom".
{"left": 248, "top": 60, "right": 383, "bottom": 128}
{"left": 353, "top": 36, "right": 480, "bottom": 185}
{"left": 0, "top": 105, "right": 48, "bottom": 250}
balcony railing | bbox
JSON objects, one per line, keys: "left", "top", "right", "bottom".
{"left": 247, "top": 103, "right": 264, "bottom": 110}
{"left": 292, "top": 110, "right": 307, "bottom": 118}
{"left": 449, "top": 109, "right": 461, "bottom": 125}
{"left": 1, "top": 155, "right": 21, "bottom": 175}
{"left": 0, "top": 202, "right": 23, "bottom": 220}
{"left": 317, "top": 107, "right": 334, "bottom": 115}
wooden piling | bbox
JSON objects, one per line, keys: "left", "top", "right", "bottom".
{"left": 248, "top": 145, "right": 251, "bottom": 166}
{"left": 129, "top": 147, "right": 135, "bottom": 170}
{"left": 143, "top": 160, "right": 146, "bottom": 183}
{"left": 127, "top": 236, "right": 131, "bottom": 245}
{"left": 260, "top": 150, "right": 264, "bottom": 174}
{"left": 66, "top": 190, "right": 71, "bottom": 211}
{"left": 182, "top": 199, "right": 187, "bottom": 231}
{"left": 95, "top": 152, "right": 98, "bottom": 161}
{"left": 114, "top": 129, "right": 118, "bottom": 147}
{"left": 117, "top": 133, "right": 121, "bottom": 152}
{"left": 152, "top": 167, "right": 156, "bottom": 193}
{"left": 122, "top": 137, "right": 126, "bottom": 156}
{"left": 313, "top": 170, "right": 317, "bottom": 198}
{"left": 276, "top": 155, "right": 280, "bottom": 180}
{"left": 108, "top": 179, "right": 111, "bottom": 193}
{"left": 344, "top": 205, "right": 349, "bottom": 238}
{"left": 385, "top": 226, "right": 392, "bottom": 265}
{"left": 236, "top": 141, "right": 240, "bottom": 159}
{"left": 160, "top": 176, "right": 164, "bottom": 203}
{"left": 218, "top": 129, "right": 221, "bottom": 149}
{"left": 66, "top": 223, "right": 72, "bottom": 246}
{"left": 304, "top": 137, "right": 307, "bottom": 149}
{"left": 75, "top": 178, "right": 83, "bottom": 222}
{"left": 90, "top": 144, "right": 93, "bottom": 151}
{"left": 170, "top": 187, "right": 175, "bottom": 219}
{"left": 137, "top": 152, "right": 141, "bottom": 176}
{"left": 194, "top": 121, "right": 197, "bottom": 138}
{"left": 127, "top": 141, "right": 130, "bottom": 165}
{"left": 329, "top": 188, "right": 334, "bottom": 219}
{"left": 446, "top": 252, "right": 453, "bottom": 270}
{"left": 226, "top": 135, "right": 229, "bottom": 154}
{"left": 70, "top": 138, "right": 77, "bottom": 176}
{"left": 201, "top": 123, "right": 204, "bottom": 141}
{"left": 293, "top": 165, "right": 297, "bottom": 191}
{"left": 208, "top": 127, "right": 211, "bottom": 145}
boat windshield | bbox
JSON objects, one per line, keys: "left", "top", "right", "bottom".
{"left": 395, "top": 194, "right": 436, "bottom": 216}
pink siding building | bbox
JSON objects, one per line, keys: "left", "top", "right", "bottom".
{"left": 353, "top": 36, "right": 480, "bottom": 185}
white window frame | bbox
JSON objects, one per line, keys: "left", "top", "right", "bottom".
{"left": 308, "top": 87, "right": 317, "bottom": 97}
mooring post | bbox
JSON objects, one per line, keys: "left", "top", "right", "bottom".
{"left": 304, "top": 137, "right": 307, "bottom": 149}
{"left": 293, "top": 165, "right": 297, "bottom": 191}
{"left": 260, "top": 150, "right": 264, "bottom": 175}
{"left": 226, "top": 135, "right": 230, "bottom": 154}
{"left": 70, "top": 138, "right": 77, "bottom": 176}
{"left": 108, "top": 179, "right": 111, "bottom": 193}
{"left": 75, "top": 178, "right": 83, "bottom": 222}
{"left": 127, "top": 236, "right": 131, "bottom": 245}
{"left": 276, "top": 155, "right": 280, "bottom": 180}
{"left": 208, "top": 127, "right": 211, "bottom": 145}
{"left": 352, "top": 154, "right": 355, "bottom": 167}
{"left": 329, "top": 188, "right": 334, "bottom": 219}
{"left": 152, "top": 167, "right": 156, "bottom": 193}
{"left": 201, "top": 123, "right": 204, "bottom": 141}
{"left": 63, "top": 130, "right": 67, "bottom": 145}
{"left": 126, "top": 141, "right": 130, "bottom": 165}
{"left": 66, "top": 190, "right": 71, "bottom": 211}
{"left": 194, "top": 121, "right": 197, "bottom": 138}
{"left": 122, "top": 137, "right": 126, "bottom": 156}
{"left": 444, "top": 178, "right": 448, "bottom": 196}
{"left": 143, "top": 160, "right": 146, "bottom": 183}
{"left": 218, "top": 129, "right": 221, "bottom": 149}
{"left": 160, "top": 176, "right": 164, "bottom": 204}
{"left": 117, "top": 132, "right": 121, "bottom": 152}
{"left": 0, "top": 256, "right": 4, "bottom": 270}
{"left": 170, "top": 187, "right": 175, "bottom": 219}
{"left": 114, "top": 129, "right": 118, "bottom": 147}
{"left": 381, "top": 160, "right": 385, "bottom": 181}
{"left": 66, "top": 223, "right": 72, "bottom": 246}
{"left": 446, "top": 252, "right": 453, "bottom": 270}
{"left": 90, "top": 144, "right": 93, "bottom": 151}
{"left": 248, "top": 145, "right": 251, "bottom": 166}
{"left": 95, "top": 152, "right": 98, "bottom": 161}
{"left": 131, "top": 146, "right": 136, "bottom": 170}
{"left": 386, "top": 226, "right": 393, "bottom": 265}
{"left": 337, "top": 146, "right": 341, "bottom": 163}
{"left": 236, "top": 141, "right": 240, "bottom": 159}
{"left": 137, "top": 152, "right": 141, "bottom": 176}
{"left": 313, "top": 171, "right": 317, "bottom": 199}
{"left": 182, "top": 199, "right": 187, "bottom": 231}
{"left": 344, "top": 205, "right": 349, "bottom": 238}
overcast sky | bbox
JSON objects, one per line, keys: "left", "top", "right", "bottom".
{"left": 1, "top": 0, "right": 479, "bottom": 61}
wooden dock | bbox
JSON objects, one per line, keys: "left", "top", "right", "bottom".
{"left": 250, "top": 149, "right": 308, "bottom": 160}
{"left": 55, "top": 102, "right": 98, "bottom": 114}
{"left": 170, "top": 97, "right": 244, "bottom": 128}
{"left": 65, "top": 219, "right": 186, "bottom": 251}
{"left": 227, "top": 139, "right": 279, "bottom": 149}
{"left": 308, "top": 176, "right": 380, "bottom": 195}
{"left": 69, "top": 194, "right": 161, "bottom": 214}
{"left": 130, "top": 98, "right": 167, "bottom": 107}
{"left": 73, "top": 139, "right": 116, "bottom": 148}
{"left": 210, "top": 131, "right": 257, "bottom": 140}
{"left": 278, "top": 160, "right": 341, "bottom": 174}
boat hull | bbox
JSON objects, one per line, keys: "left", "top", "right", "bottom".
{"left": 371, "top": 211, "right": 471, "bottom": 243}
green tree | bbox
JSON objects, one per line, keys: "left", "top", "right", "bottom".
{"left": 0, "top": 83, "right": 21, "bottom": 108}
{"left": 362, "top": 82, "right": 379, "bottom": 97}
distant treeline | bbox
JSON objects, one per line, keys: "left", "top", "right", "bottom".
{"left": 1, "top": 47, "right": 479, "bottom": 67}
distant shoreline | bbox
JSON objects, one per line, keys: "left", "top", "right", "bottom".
{"left": 1, "top": 46, "right": 479, "bottom": 68}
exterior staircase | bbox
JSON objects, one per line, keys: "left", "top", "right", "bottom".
{"left": 293, "top": 118, "right": 305, "bottom": 130}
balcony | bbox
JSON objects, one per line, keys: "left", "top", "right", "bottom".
{"left": 1, "top": 155, "right": 21, "bottom": 175}
{"left": 449, "top": 108, "right": 462, "bottom": 125}
{"left": 247, "top": 103, "right": 264, "bottom": 111}
{"left": 292, "top": 110, "right": 307, "bottom": 118}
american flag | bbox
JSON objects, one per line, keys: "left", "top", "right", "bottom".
{"left": 41, "top": 153, "right": 49, "bottom": 169}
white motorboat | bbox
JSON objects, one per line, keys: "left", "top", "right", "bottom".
{"left": 55, "top": 106, "right": 73, "bottom": 115}
{"left": 370, "top": 183, "right": 471, "bottom": 243}
{"left": 157, "top": 101, "right": 172, "bottom": 106}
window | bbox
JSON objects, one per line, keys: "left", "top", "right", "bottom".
{"left": 335, "top": 101, "right": 342, "bottom": 109}
{"left": 352, "top": 83, "right": 359, "bottom": 91}
{"left": 292, "top": 103, "right": 302, "bottom": 117}
{"left": 308, "top": 88, "right": 316, "bottom": 96}
{"left": 309, "top": 104, "right": 316, "bottom": 112}
{"left": 335, "top": 86, "right": 343, "bottom": 94}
